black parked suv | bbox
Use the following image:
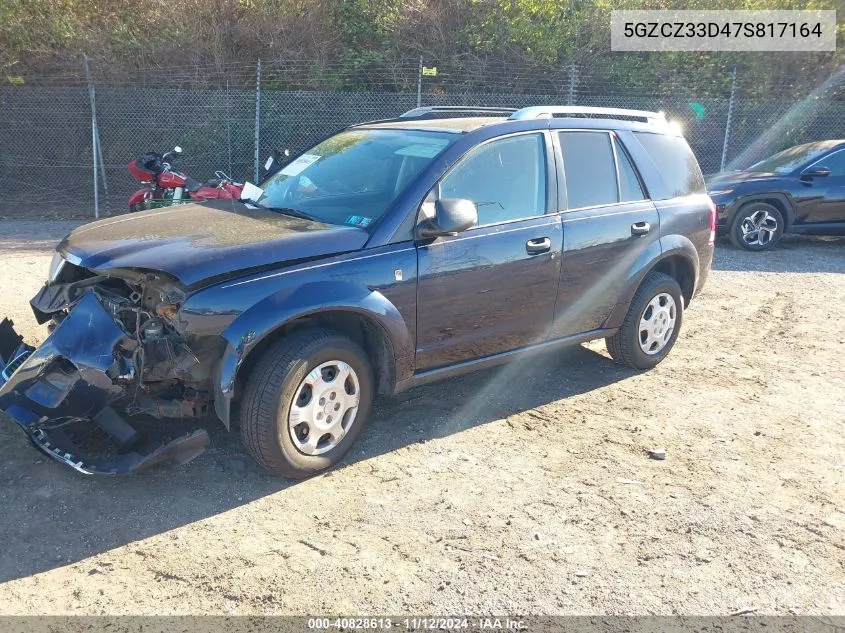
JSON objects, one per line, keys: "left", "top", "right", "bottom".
{"left": 0, "top": 105, "right": 714, "bottom": 478}
{"left": 708, "top": 139, "right": 845, "bottom": 250}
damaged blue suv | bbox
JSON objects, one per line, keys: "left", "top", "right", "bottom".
{"left": 0, "top": 106, "right": 714, "bottom": 478}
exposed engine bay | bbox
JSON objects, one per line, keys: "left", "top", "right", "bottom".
{"left": 0, "top": 258, "right": 221, "bottom": 475}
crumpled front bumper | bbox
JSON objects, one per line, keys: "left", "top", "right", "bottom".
{"left": 0, "top": 291, "right": 208, "bottom": 475}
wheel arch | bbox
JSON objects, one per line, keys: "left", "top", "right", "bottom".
{"left": 235, "top": 309, "right": 397, "bottom": 400}
{"left": 647, "top": 234, "right": 700, "bottom": 307}
{"left": 649, "top": 253, "right": 696, "bottom": 307}
{"left": 604, "top": 240, "right": 699, "bottom": 330}
{"left": 732, "top": 193, "right": 796, "bottom": 230}
{"left": 212, "top": 281, "right": 412, "bottom": 429}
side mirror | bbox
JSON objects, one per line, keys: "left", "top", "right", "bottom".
{"left": 418, "top": 198, "right": 478, "bottom": 238}
{"left": 801, "top": 166, "right": 830, "bottom": 179}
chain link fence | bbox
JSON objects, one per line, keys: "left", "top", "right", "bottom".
{"left": 1, "top": 59, "right": 843, "bottom": 219}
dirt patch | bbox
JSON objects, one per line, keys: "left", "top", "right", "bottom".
{"left": 0, "top": 222, "right": 843, "bottom": 615}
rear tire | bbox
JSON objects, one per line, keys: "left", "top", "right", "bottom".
{"left": 729, "top": 202, "right": 784, "bottom": 251}
{"left": 239, "top": 328, "right": 374, "bottom": 479}
{"left": 606, "top": 272, "right": 684, "bottom": 370}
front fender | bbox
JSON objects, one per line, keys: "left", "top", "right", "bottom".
{"left": 213, "top": 281, "right": 412, "bottom": 428}
{"left": 127, "top": 188, "right": 151, "bottom": 209}
{"left": 728, "top": 191, "right": 797, "bottom": 227}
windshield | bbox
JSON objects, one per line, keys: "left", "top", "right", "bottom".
{"left": 257, "top": 128, "right": 457, "bottom": 227}
{"left": 749, "top": 142, "right": 838, "bottom": 175}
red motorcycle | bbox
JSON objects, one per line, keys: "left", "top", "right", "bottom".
{"left": 127, "top": 146, "right": 244, "bottom": 212}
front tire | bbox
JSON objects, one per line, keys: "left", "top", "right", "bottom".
{"left": 606, "top": 272, "right": 684, "bottom": 370}
{"left": 730, "top": 202, "right": 784, "bottom": 251}
{"left": 239, "top": 328, "right": 374, "bottom": 478}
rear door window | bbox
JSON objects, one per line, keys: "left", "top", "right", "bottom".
{"left": 615, "top": 139, "right": 646, "bottom": 202}
{"left": 633, "top": 132, "right": 705, "bottom": 199}
{"left": 558, "top": 131, "right": 618, "bottom": 209}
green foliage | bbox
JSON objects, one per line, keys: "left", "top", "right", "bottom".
{"left": 332, "top": 0, "right": 384, "bottom": 50}
{"left": 0, "top": 0, "right": 840, "bottom": 93}
{"left": 468, "top": 0, "right": 604, "bottom": 63}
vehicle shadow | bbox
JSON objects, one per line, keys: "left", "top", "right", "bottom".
{"left": 0, "top": 344, "right": 632, "bottom": 583}
{"left": 712, "top": 235, "right": 845, "bottom": 274}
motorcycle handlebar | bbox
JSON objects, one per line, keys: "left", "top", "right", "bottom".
{"left": 162, "top": 146, "right": 183, "bottom": 161}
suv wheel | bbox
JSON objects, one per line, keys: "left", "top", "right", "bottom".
{"left": 239, "top": 328, "right": 374, "bottom": 478}
{"left": 730, "top": 202, "right": 784, "bottom": 251}
{"left": 606, "top": 272, "right": 684, "bottom": 370}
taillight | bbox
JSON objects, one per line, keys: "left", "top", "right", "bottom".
{"left": 708, "top": 198, "right": 717, "bottom": 245}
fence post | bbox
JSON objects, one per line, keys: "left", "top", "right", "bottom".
{"left": 226, "top": 79, "right": 233, "bottom": 177}
{"left": 254, "top": 59, "right": 261, "bottom": 182}
{"left": 416, "top": 56, "right": 423, "bottom": 108}
{"left": 92, "top": 83, "right": 110, "bottom": 217}
{"left": 567, "top": 63, "right": 579, "bottom": 105}
{"left": 720, "top": 65, "right": 737, "bottom": 172}
{"left": 84, "top": 56, "right": 101, "bottom": 218}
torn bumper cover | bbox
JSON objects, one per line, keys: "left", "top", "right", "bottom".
{"left": 0, "top": 292, "right": 208, "bottom": 475}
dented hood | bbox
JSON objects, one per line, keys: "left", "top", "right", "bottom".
{"left": 57, "top": 200, "right": 369, "bottom": 286}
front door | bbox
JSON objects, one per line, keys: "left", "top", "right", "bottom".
{"left": 414, "top": 132, "right": 562, "bottom": 372}
{"left": 799, "top": 149, "right": 845, "bottom": 229}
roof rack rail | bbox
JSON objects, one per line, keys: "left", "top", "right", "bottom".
{"left": 509, "top": 106, "right": 666, "bottom": 124}
{"left": 400, "top": 106, "right": 518, "bottom": 119}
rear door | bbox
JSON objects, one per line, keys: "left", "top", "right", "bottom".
{"left": 550, "top": 130, "right": 661, "bottom": 339}
{"left": 414, "top": 132, "right": 562, "bottom": 371}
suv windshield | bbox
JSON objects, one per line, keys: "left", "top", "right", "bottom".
{"left": 257, "top": 128, "right": 457, "bottom": 228}
{"left": 749, "top": 141, "right": 840, "bottom": 175}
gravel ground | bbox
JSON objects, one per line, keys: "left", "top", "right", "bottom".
{"left": 0, "top": 220, "right": 843, "bottom": 616}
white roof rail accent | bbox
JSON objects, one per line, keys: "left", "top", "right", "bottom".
{"left": 509, "top": 106, "right": 666, "bottom": 124}
{"left": 400, "top": 106, "right": 518, "bottom": 118}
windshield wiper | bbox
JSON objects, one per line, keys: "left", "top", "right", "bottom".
{"left": 261, "top": 206, "right": 320, "bottom": 221}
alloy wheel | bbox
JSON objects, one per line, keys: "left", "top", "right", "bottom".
{"left": 740, "top": 209, "right": 779, "bottom": 247}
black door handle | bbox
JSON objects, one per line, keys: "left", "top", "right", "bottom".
{"left": 526, "top": 237, "right": 551, "bottom": 254}
{"left": 631, "top": 221, "right": 651, "bottom": 236}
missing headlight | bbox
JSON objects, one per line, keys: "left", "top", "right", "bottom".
{"left": 48, "top": 252, "right": 65, "bottom": 282}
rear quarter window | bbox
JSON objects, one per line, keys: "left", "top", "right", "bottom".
{"left": 633, "top": 132, "right": 705, "bottom": 199}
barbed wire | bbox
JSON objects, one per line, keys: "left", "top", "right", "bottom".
{"left": 6, "top": 58, "right": 841, "bottom": 97}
